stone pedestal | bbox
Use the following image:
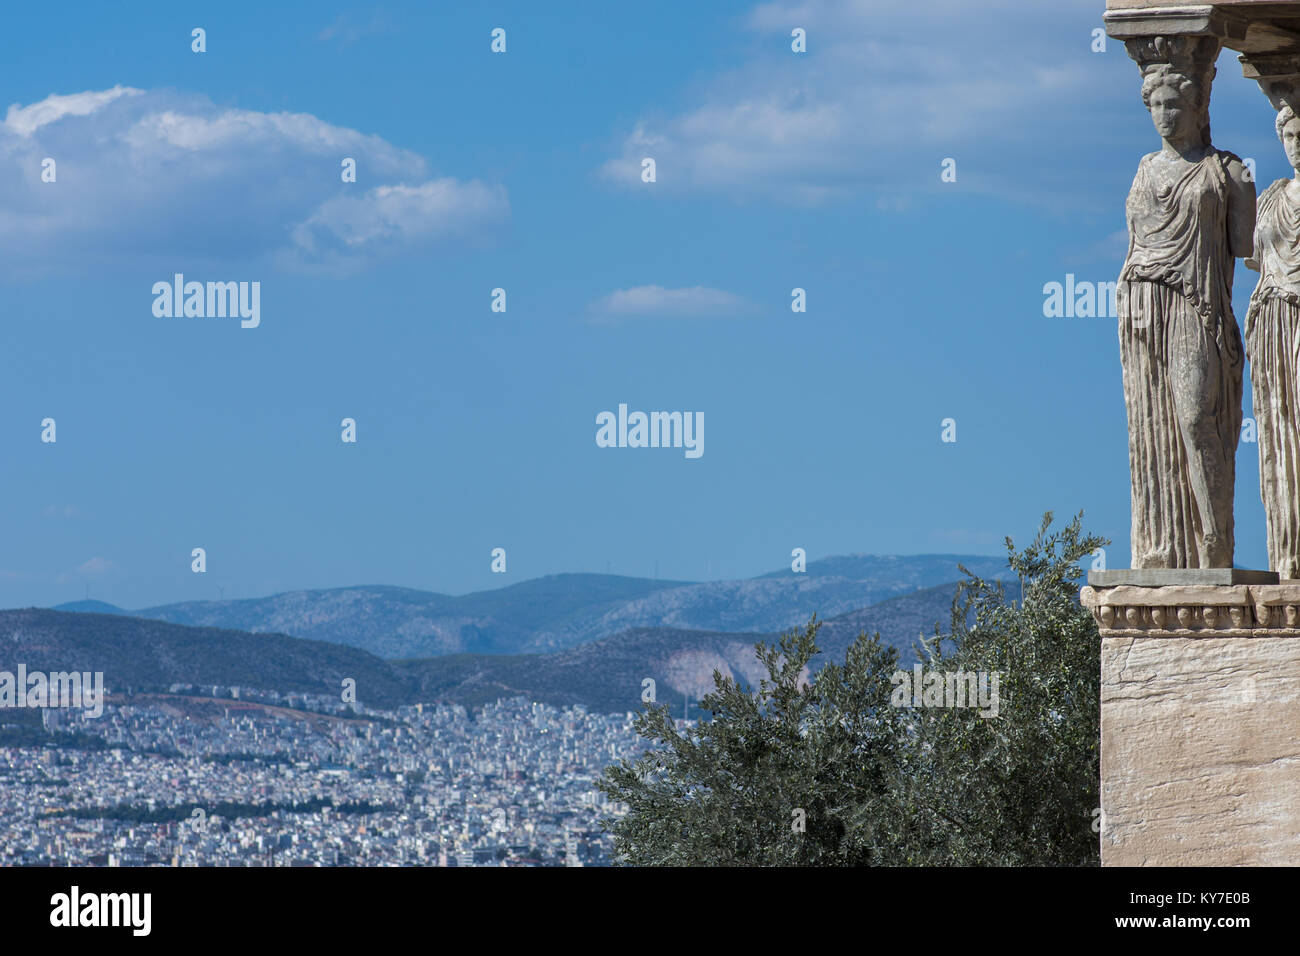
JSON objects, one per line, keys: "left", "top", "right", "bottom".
{"left": 1082, "top": 579, "right": 1300, "bottom": 865}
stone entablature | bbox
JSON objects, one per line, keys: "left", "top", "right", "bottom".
{"left": 1107, "top": 2, "right": 1300, "bottom": 57}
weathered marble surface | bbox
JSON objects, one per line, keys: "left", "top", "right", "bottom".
{"left": 1101, "top": 635, "right": 1300, "bottom": 865}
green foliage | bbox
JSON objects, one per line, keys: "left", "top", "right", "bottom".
{"left": 598, "top": 512, "right": 1105, "bottom": 866}
{"left": 0, "top": 725, "right": 109, "bottom": 751}
{"left": 48, "top": 798, "right": 393, "bottom": 824}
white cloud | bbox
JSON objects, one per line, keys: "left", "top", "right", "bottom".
{"left": 589, "top": 284, "right": 751, "bottom": 318}
{"left": 0, "top": 87, "right": 508, "bottom": 274}
{"left": 3, "top": 84, "right": 143, "bottom": 136}
{"left": 290, "top": 179, "right": 508, "bottom": 260}
{"left": 599, "top": 0, "right": 1126, "bottom": 205}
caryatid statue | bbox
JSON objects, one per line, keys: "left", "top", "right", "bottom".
{"left": 1117, "top": 34, "right": 1256, "bottom": 569}
{"left": 1245, "top": 98, "right": 1300, "bottom": 579}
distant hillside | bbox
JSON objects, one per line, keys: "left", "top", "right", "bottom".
{"left": 57, "top": 575, "right": 691, "bottom": 658}
{"left": 49, "top": 600, "right": 127, "bottom": 616}
{"left": 1, "top": 608, "right": 774, "bottom": 714}
{"left": 393, "top": 628, "right": 774, "bottom": 715}
{"left": 392, "top": 577, "right": 1024, "bottom": 712}
{"left": 756, "top": 553, "right": 1002, "bottom": 584}
{"left": 528, "top": 556, "right": 1009, "bottom": 654}
{"left": 49, "top": 554, "right": 1008, "bottom": 659}
{"left": 0, "top": 609, "right": 410, "bottom": 708}
{"left": 6, "top": 575, "right": 1024, "bottom": 715}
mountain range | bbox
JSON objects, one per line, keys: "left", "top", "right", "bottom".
{"left": 50, "top": 553, "right": 1010, "bottom": 659}
{"left": 393, "top": 579, "right": 1020, "bottom": 713}
{"left": 4, "top": 554, "right": 1022, "bottom": 714}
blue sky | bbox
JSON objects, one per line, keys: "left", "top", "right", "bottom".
{"left": 0, "top": 0, "right": 1288, "bottom": 607}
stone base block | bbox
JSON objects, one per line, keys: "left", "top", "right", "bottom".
{"left": 1101, "top": 634, "right": 1300, "bottom": 866}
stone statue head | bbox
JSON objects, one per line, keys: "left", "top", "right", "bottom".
{"left": 1127, "top": 35, "right": 1219, "bottom": 149}
{"left": 1141, "top": 65, "right": 1212, "bottom": 147}
{"left": 1277, "top": 104, "right": 1300, "bottom": 172}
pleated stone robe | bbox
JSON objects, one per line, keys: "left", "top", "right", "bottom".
{"left": 1246, "top": 179, "right": 1300, "bottom": 579}
{"left": 1119, "top": 149, "right": 1245, "bottom": 569}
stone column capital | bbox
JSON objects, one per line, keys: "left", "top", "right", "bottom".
{"left": 1120, "top": 32, "right": 1223, "bottom": 77}
{"left": 1240, "top": 51, "right": 1300, "bottom": 111}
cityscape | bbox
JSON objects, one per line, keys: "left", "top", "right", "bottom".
{"left": 1, "top": 688, "right": 645, "bottom": 867}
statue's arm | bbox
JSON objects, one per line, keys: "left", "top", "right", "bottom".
{"left": 1225, "top": 156, "right": 1257, "bottom": 260}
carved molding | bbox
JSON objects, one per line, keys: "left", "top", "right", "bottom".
{"left": 1082, "top": 584, "right": 1300, "bottom": 636}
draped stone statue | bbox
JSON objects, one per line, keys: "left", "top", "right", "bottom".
{"left": 1245, "top": 104, "right": 1300, "bottom": 579}
{"left": 1089, "top": 0, "right": 1300, "bottom": 873}
{"left": 1117, "top": 35, "right": 1256, "bottom": 569}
